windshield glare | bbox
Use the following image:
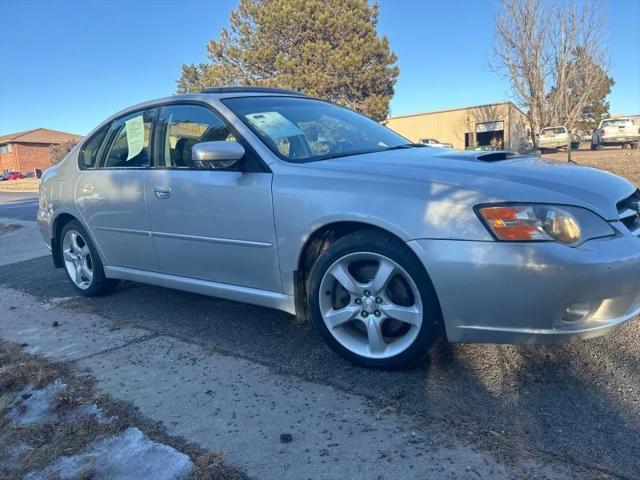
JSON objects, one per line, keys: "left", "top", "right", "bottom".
{"left": 223, "top": 96, "right": 409, "bottom": 162}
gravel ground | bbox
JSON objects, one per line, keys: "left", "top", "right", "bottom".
{"left": 1, "top": 257, "right": 638, "bottom": 479}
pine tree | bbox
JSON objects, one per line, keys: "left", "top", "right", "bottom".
{"left": 177, "top": 0, "right": 399, "bottom": 121}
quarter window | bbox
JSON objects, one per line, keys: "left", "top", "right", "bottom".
{"left": 157, "top": 105, "right": 239, "bottom": 169}
{"left": 78, "top": 126, "right": 108, "bottom": 169}
{"left": 102, "top": 109, "right": 155, "bottom": 168}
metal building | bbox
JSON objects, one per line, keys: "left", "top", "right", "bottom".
{"left": 384, "top": 102, "right": 530, "bottom": 152}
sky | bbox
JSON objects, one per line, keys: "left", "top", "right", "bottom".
{"left": 0, "top": 0, "right": 638, "bottom": 136}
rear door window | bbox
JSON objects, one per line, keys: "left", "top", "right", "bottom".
{"left": 101, "top": 109, "right": 156, "bottom": 168}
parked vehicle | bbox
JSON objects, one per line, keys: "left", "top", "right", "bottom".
{"left": 7, "top": 171, "right": 24, "bottom": 180}
{"left": 538, "top": 126, "right": 570, "bottom": 151}
{"left": 591, "top": 118, "right": 639, "bottom": 150}
{"left": 418, "top": 138, "right": 453, "bottom": 149}
{"left": 37, "top": 87, "right": 640, "bottom": 369}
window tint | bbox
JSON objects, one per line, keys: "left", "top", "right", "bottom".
{"left": 78, "top": 126, "right": 108, "bottom": 169}
{"left": 157, "top": 105, "right": 238, "bottom": 169}
{"left": 102, "top": 109, "right": 155, "bottom": 168}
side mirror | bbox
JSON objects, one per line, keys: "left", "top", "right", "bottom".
{"left": 191, "top": 141, "right": 245, "bottom": 169}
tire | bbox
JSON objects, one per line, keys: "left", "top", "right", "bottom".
{"left": 632, "top": 143, "right": 639, "bottom": 150}
{"left": 307, "top": 229, "right": 443, "bottom": 369}
{"left": 59, "top": 220, "right": 117, "bottom": 296}
{"left": 590, "top": 144, "right": 596, "bottom": 151}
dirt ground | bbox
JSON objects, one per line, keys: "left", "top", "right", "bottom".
{"left": 0, "top": 179, "right": 40, "bottom": 193}
{"left": 544, "top": 145, "right": 640, "bottom": 186}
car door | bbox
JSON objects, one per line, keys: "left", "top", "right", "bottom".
{"left": 75, "top": 108, "right": 159, "bottom": 271}
{"left": 145, "top": 103, "right": 280, "bottom": 292}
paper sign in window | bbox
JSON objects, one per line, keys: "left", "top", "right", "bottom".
{"left": 125, "top": 115, "right": 144, "bottom": 160}
{"left": 245, "top": 111, "right": 303, "bottom": 138}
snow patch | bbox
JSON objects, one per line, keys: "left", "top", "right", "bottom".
{"left": 6, "top": 380, "right": 65, "bottom": 426}
{"left": 0, "top": 440, "right": 32, "bottom": 470}
{"left": 63, "top": 403, "right": 111, "bottom": 424}
{"left": 25, "top": 427, "right": 193, "bottom": 480}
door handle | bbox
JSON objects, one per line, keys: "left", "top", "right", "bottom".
{"left": 80, "top": 184, "right": 94, "bottom": 195}
{"left": 153, "top": 185, "right": 171, "bottom": 199}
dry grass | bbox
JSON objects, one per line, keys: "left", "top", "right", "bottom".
{"left": 544, "top": 146, "right": 640, "bottom": 186}
{"left": 0, "top": 342, "right": 245, "bottom": 480}
{"left": 0, "top": 178, "right": 40, "bottom": 192}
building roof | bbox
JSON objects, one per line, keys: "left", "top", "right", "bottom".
{"left": 0, "top": 128, "right": 83, "bottom": 146}
{"left": 386, "top": 102, "right": 527, "bottom": 121}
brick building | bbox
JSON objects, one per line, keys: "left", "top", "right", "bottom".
{"left": 0, "top": 128, "right": 83, "bottom": 173}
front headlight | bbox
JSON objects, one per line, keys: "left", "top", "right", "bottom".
{"left": 476, "top": 204, "right": 616, "bottom": 246}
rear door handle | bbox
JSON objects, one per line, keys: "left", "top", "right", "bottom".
{"left": 80, "top": 183, "right": 94, "bottom": 195}
{"left": 153, "top": 185, "right": 171, "bottom": 199}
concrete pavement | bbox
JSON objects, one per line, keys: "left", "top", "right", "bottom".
{"left": 0, "top": 217, "right": 49, "bottom": 266}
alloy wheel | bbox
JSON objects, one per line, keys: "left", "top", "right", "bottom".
{"left": 62, "top": 230, "right": 93, "bottom": 289}
{"left": 318, "top": 252, "right": 423, "bottom": 359}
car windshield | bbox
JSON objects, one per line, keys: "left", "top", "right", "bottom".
{"left": 223, "top": 96, "right": 411, "bottom": 162}
{"left": 602, "top": 119, "right": 628, "bottom": 127}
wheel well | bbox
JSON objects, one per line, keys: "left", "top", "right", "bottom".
{"left": 293, "top": 222, "right": 408, "bottom": 321}
{"left": 51, "top": 213, "right": 77, "bottom": 267}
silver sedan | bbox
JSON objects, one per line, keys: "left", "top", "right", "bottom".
{"left": 37, "top": 87, "right": 640, "bottom": 368}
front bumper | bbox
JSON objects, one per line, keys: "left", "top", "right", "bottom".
{"left": 408, "top": 233, "right": 640, "bottom": 344}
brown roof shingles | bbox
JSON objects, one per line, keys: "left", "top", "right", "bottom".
{"left": 0, "top": 128, "right": 83, "bottom": 145}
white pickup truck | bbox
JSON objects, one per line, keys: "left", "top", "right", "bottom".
{"left": 538, "top": 126, "right": 570, "bottom": 151}
{"left": 591, "top": 118, "right": 639, "bottom": 150}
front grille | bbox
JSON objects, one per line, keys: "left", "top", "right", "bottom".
{"left": 617, "top": 190, "right": 640, "bottom": 237}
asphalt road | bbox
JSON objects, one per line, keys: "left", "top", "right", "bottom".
{"left": 0, "top": 191, "right": 38, "bottom": 221}
{"left": 1, "top": 256, "right": 638, "bottom": 479}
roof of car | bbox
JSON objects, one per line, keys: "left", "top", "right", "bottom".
{"left": 200, "top": 86, "right": 306, "bottom": 96}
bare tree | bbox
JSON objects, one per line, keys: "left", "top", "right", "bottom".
{"left": 48, "top": 140, "right": 78, "bottom": 165}
{"left": 492, "top": 0, "right": 610, "bottom": 147}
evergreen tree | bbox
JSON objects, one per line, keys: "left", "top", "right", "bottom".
{"left": 177, "top": 0, "right": 399, "bottom": 121}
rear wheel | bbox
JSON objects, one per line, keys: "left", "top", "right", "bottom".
{"left": 307, "top": 230, "right": 442, "bottom": 369}
{"left": 60, "top": 220, "right": 117, "bottom": 296}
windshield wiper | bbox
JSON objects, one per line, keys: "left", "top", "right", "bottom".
{"left": 383, "top": 143, "right": 426, "bottom": 151}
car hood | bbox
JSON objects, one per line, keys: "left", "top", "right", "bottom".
{"left": 306, "top": 148, "right": 636, "bottom": 220}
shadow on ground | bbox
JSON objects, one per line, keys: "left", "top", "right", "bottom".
{"left": 2, "top": 256, "right": 639, "bottom": 478}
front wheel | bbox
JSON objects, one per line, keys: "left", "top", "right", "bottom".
{"left": 60, "top": 220, "right": 117, "bottom": 296}
{"left": 307, "top": 230, "right": 442, "bottom": 369}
